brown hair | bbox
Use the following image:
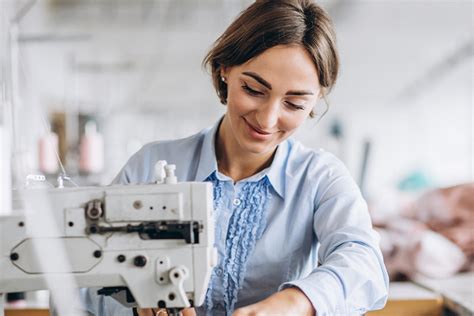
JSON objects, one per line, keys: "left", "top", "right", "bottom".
{"left": 203, "top": 0, "right": 339, "bottom": 118}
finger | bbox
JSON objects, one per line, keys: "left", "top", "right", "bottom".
{"left": 181, "top": 308, "right": 197, "bottom": 316}
{"left": 137, "top": 308, "right": 155, "bottom": 316}
{"left": 232, "top": 306, "right": 258, "bottom": 316}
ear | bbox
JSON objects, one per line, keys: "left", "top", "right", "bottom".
{"left": 220, "top": 66, "right": 229, "bottom": 79}
{"left": 317, "top": 87, "right": 326, "bottom": 100}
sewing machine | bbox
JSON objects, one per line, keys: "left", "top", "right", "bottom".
{"left": 0, "top": 163, "right": 217, "bottom": 315}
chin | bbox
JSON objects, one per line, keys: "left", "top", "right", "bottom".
{"left": 238, "top": 138, "right": 277, "bottom": 155}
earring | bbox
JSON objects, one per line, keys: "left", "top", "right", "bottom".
{"left": 221, "top": 76, "right": 226, "bottom": 83}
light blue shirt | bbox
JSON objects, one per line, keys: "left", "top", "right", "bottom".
{"left": 80, "top": 119, "right": 388, "bottom": 316}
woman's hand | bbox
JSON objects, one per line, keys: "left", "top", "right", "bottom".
{"left": 136, "top": 308, "right": 196, "bottom": 316}
{"left": 232, "top": 288, "right": 315, "bottom": 316}
{"left": 136, "top": 308, "right": 154, "bottom": 316}
{"left": 136, "top": 309, "right": 163, "bottom": 316}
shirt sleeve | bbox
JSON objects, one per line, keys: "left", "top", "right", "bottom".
{"left": 280, "top": 163, "right": 389, "bottom": 315}
{"left": 111, "top": 145, "right": 153, "bottom": 185}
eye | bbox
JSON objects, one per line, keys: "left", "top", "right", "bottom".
{"left": 242, "top": 83, "right": 263, "bottom": 96}
{"left": 284, "top": 101, "right": 305, "bottom": 111}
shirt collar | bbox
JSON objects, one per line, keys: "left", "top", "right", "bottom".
{"left": 195, "top": 118, "right": 221, "bottom": 182}
{"left": 265, "top": 140, "right": 287, "bottom": 198}
{"left": 195, "top": 117, "right": 288, "bottom": 198}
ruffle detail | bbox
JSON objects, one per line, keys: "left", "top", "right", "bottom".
{"left": 204, "top": 172, "right": 271, "bottom": 315}
{"left": 203, "top": 172, "right": 225, "bottom": 312}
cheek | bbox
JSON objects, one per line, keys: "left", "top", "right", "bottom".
{"left": 279, "top": 112, "right": 308, "bottom": 133}
{"left": 227, "top": 88, "right": 259, "bottom": 114}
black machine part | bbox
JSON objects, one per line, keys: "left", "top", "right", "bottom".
{"left": 98, "top": 287, "right": 185, "bottom": 316}
{"left": 87, "top": 221, "right": 201, "bottom": 244}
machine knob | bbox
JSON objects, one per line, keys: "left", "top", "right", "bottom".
{"left": 134, "top": 255, "right": 147, "bottom": 267}
{"left": 164, "top": 164, "right": 177, "bottom": 184}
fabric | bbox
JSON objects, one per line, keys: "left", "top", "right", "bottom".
{"left": 79, "top": 118, "right": 389, "bottom": 316}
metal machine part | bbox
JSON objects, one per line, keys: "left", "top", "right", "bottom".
{"left": 87, "top": 221, "right": 201, "bottom": 244}
{"left": 0, "top": 176, "right": 217, "bottom": 313}
{"left": 85, "top": 199, "right": 103, "bottom": 220}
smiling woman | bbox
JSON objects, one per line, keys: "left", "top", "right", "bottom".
{"left": 81, "top": 1, "right": 389, "bottom": 316}
{"left": 216, "top": 45, "right": 321, "bottom": 181}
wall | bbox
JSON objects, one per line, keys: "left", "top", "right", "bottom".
{"left": 8, "top": 0, "right": 473, "bottom": 193}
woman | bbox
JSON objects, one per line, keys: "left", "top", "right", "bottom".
{"left": 83, "top": 0, "right": 389, "bottom": 315}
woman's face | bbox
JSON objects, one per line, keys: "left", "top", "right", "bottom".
{"left": 221, "top": 44, "right": 321, "bottom": 156}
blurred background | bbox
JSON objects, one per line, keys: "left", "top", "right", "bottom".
{"left": 0, "top": 0, "right": 473, "bottom": 315}
{"left": 1, "top": 0, "right": 472, "bottom": 187}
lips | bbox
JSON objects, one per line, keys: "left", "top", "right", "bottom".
{"left": 243, "top": 118, "right": 274, "bottom": 141}
{"left": 248, "top": 122, "right": 271, "bottom": 134}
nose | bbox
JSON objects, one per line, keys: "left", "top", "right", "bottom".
{"left": 255, "top": 99, "right": 279, "bottom": 131}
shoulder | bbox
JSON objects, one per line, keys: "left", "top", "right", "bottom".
{"left": 285, "top": 139, "right": 359, "bottom": 203}
{"left": 138, "top": 130, "right": 206, "bottom": 160}
{"left": 285, "top": 139, "right": 346, "bottom": 177}
{"left": 113, "top": 129, "right": 208, "bottom": 184}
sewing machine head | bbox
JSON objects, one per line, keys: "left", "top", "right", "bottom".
{"left": 0, "top": 163, "right": 216, "bottom": 313}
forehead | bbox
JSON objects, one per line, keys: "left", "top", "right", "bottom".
{"left": 235, "top": 45, "right": 320, "bottom": 89}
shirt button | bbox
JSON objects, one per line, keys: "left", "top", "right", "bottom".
{"left": 233, "top": 198, "right": 241, "bottom": 206}
{"left": 215, "top": 268, "right": 223, "bottom": 276}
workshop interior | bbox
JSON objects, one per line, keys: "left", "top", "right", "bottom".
{"left": 0, "top": 0, "right": 472, "bottom": 315}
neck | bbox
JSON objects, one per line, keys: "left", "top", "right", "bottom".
{"left": 216, "top": 115, "right": 276, "bottom": 182}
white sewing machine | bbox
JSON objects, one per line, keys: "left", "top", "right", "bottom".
{"left": 0, "top": 163, "right": 217, "bottom": 315}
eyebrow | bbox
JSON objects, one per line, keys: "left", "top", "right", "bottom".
{"left": 242, "top": 71, "right": 314, "bottom": 96}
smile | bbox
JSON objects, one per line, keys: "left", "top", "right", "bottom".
{"left": 243, "top": 118, "right": 274, "bottom": 141}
